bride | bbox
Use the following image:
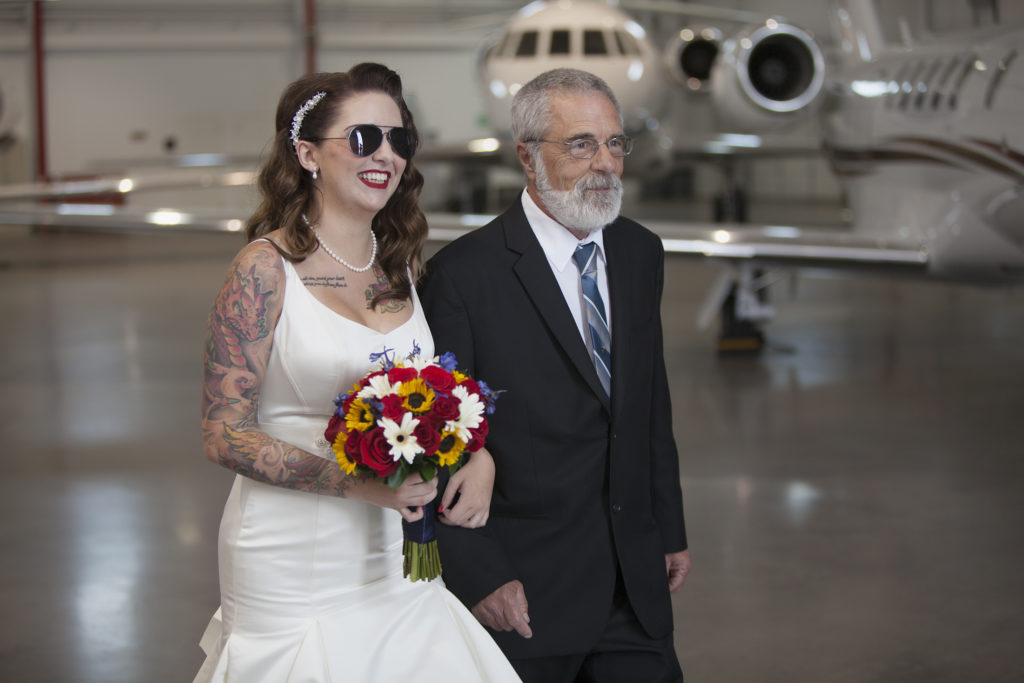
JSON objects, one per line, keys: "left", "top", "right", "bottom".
{"left": 194, "top": 63, "right": 520, "bottom": 682}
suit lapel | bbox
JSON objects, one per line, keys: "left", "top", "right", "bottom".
{"left": 503, "top": 199, "right": 611, "bottom": 412}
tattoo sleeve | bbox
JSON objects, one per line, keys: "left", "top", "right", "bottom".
{"left": 201, "top": 243, "right": 355, "bottom": 497}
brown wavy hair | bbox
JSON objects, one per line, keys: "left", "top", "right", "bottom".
{"left": 246, "top": 63, "right": 427, "bottom": 306}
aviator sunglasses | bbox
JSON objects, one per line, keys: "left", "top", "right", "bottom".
{"left": 309, "top": 124, "right": 417, "bottom": 160}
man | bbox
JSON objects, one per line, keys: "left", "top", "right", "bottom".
{"left": 421, "top": 68, "right": 690, "bottom": 682}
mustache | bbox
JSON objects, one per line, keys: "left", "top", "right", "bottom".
{"left": 575, "top": 174, "right": 622, "bottom": 193}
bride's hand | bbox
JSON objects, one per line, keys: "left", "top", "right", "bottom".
{"left": 353, "top": 472, "right": 438, "bottom": 522}
{"left": 439, "top": 447, "right": 495, "bottom": 529}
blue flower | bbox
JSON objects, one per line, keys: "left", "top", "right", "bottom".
{"left": 438, "top": 351, "right": 458, "bottom": 372}
{"left": 370, "top": 346, "right": 396, "bottom": 369}
{"left": 475, "top": 381, "right": 504, "bottom": 414}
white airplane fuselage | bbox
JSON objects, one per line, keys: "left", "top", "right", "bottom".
{"left": 825, "top": 25, "right": 1024, "bottom": 281}
{"left": 479, "top": 1, "right": 666, "bottom": 134}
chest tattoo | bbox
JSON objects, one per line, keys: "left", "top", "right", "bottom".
{"left": 365, "top": 265, "right": 407, "bottom": 313}
{"left": 301, "top": 275, "right": 348, "bottom": 289}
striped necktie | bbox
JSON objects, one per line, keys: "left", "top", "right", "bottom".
{"left": 572, "top": 242, "right": 612, "bottom": 396}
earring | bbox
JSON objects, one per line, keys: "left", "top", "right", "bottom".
{"left": 311, "top": 168, "right": 318, "bottom": 180}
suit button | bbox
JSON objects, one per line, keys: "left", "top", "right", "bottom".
{"left": 611, "top": 504, "right": 622, "bottom": 514}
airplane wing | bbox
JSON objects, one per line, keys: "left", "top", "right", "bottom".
{"left": 0, "top": 167, "right": 258, "bottom": 203}
{"left": 0, "top": 177, "right": 927, "bottom": 270}
{"left": 0, "top": 193, "right": 491, "bottom": 244}
{"left": 647, "top": 220, "right": 927, "bottom": 270}
{"left": 0, "top": 170, "right": 931, "bottom": 339}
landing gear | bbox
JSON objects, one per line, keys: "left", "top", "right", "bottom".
{"left": 709, "top": 161, "right": 765, "bottom": 352}
{"left": 697, "top": 262, "right": 776, "bottom": 354}
{"left": 717, "top": 287, "right": 766, "bottom": 353}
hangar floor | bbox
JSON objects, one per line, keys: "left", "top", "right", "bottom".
{"left": 1, "top": 227, "right": 1022, "bottom": 682}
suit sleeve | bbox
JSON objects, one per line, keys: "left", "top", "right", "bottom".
{"left": 419, "top": 257, "right": 520, "bottom": 606}
{"left": 649, "top": 244, "right": 688, "bottom": 552}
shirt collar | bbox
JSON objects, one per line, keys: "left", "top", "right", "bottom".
{"left": 521, "top": 190, "right": 607, "bottom": 273}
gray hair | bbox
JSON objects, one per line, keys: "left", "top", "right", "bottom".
{"left": 510, "top": 68, "right": 623, "bottom": 144}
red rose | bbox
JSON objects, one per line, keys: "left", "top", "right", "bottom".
{"left": 466, "top": 419, "right": 488, "bottom": 452}
{"left": 387, "top": 366, "right": 417, "bottom": 384}
{"left": 378, "top": 394, "right": 405, "bottom": 421}
{"left": 344, "top": 429, "right": 364, "bottom": 464}
{"left": 421, "top": 365, "right": 456, "bottom": 393}
{"left": 324, "top": 412, "right": 345, "bottom": 444}
{"left": 458, "top": 377, "right": 482, "bottom": 398}
{"left": 360, "top": 427, "right": 400, "bottom": 477}
{"left": 429, "top": 395, "right": 460, "bottom": 423}
{"left": 413, "top": 420, "right": 442, "bottom": 455}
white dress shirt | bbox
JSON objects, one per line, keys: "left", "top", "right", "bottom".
{"left": 521, "top": 191, "right": 612, "bottom": 354}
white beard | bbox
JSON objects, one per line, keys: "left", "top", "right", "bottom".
{"left": 533, "top": 154, "right": 623, "bottom": 233}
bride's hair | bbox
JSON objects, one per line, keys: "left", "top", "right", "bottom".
{"left": 246, "top": 63, "right": 427, "bottom": 306}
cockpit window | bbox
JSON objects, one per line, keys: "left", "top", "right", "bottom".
{"left": 615, "top": 30, "right": 639, "bottom": 56}
{"left": 516, "top": 31, "right": 538, "bottom": 57}
{"left": 550, "top": 29, "right": 571, "bottom": 55}
{"left": 583, "top": 30, "right": 608, "bottom": 56}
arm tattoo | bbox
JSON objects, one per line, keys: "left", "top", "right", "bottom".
{"left": 202, "top": 245, "right": 355, "bottom": 497}
{"left": 220, "top": 424, "right": 354, "bottom": 495}
{"left": 301, "top": 275, "right": 348, "bottom": 289}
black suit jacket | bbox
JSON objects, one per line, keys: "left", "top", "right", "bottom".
{"left": 420, "top": 196, "right": 687, "bottom": 659}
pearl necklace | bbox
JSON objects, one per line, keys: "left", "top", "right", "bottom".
{"left": 302, "top": 214, "right": 377, "bottom": 273}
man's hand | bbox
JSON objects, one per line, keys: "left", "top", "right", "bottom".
{"left": 471, "top": 580, "right": 533, "bottom": 639}
{"left": 666, "top": 549, "right": 691, "bottom": 593}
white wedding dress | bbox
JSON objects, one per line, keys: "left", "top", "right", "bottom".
{"left": 194, "top": 258, "right": 520, "bottom": 682}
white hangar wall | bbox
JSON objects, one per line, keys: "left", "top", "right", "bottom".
{"left": 43, "top": 44, "right": 489, "bottom": 174}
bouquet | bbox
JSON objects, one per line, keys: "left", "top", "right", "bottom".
{"left": 324, "top": 345, "right": 499, "bottom": 582}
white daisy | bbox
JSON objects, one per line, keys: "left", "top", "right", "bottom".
{"left": 359, "top": 373, "right": 400, "bottom": 400}
{"left": 407, "top": 355, "right": 439, "bottom": 372}
{"left": 380, "top": 412, "right": 423, "bottom": 464}
{"left": 446, "top": 385, "right": 485, "bottom": 442}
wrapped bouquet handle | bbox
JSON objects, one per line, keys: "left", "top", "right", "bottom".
{"left": 402, "top": 503, "right": 440, "bottom": 582}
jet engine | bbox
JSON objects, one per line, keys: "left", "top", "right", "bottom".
{"left": 663, "top": 26, "right": 722, "bottom": 92}
{"left": 709, "top": 21, "right": 825, "bottom": 131}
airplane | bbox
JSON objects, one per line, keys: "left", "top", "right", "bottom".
{"left": 1, "top": 0, "right": 1022, "bottom": 353}
{"left": 475, "top": 0, "right": 1024, "bottom": 347}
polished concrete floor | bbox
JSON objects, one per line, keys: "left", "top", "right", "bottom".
{"left": 1, "top": 227, "right": 1023, "bottom": 682}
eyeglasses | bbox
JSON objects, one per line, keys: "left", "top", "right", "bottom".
{"left": 529, "top": 136, "right": 633, "bottom": 159}
{"left": 310, "top": 124, "right": 417, "bottom": 160}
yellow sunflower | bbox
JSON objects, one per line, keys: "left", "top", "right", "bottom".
{"left": 331, "top": 433, "right": 358, "bottom": 475}
{"left": 345, "top": 397, "right": 375, "bottom": 432}
{"left": 452, "top": 370, "right": 468, "bottom": 383}
{"left": 397, "top": 378, "right": 436, "bottom": 414}
{"left": 436, "top": 430, "right": 466, "bottom": 467}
